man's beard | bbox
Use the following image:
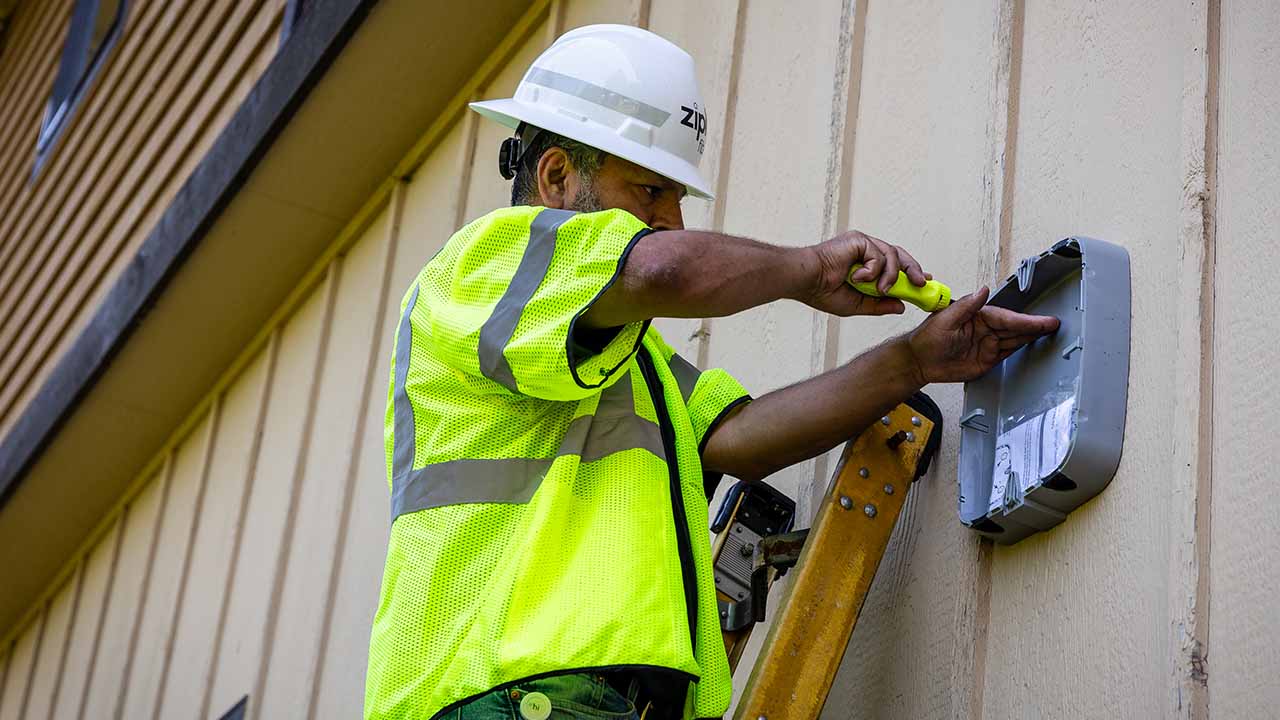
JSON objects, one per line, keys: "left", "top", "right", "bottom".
{"left": 566, "top": 176, "right": 604, "bottom": 213}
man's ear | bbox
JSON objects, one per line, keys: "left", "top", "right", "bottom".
{"left": 536, "top": 147, "right": 572, "bottom": 209}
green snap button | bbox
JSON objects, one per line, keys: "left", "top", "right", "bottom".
{"left": 519, "top": 691, "right": 551, "bottom": 720}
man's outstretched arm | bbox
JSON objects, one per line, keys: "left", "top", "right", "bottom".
{"left": 579, "top": 223, "right": 1059, "bottom": 481}
{"left": 580, "top": 229, "right": 931, "bottom": 328}
{"left": 700, "top": 287, "right": 1059, "bottom": 481}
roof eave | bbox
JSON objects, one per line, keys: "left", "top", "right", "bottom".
{"left": 0, "top": 0, "right": 533, "bottom": 631}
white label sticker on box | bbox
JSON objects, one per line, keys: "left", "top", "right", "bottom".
{"left": 989, "top": 397, "right": 1075, "bottom": 512}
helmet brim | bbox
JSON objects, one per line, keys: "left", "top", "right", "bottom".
{"left": 470, "top": 98, "right": 715, "bottom": 201}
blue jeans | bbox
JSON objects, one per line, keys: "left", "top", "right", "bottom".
{"left": 446, "top": 673, "right": 641, "bottom": 719}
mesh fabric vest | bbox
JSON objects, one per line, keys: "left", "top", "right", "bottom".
{"left": 364, "top": 206, "right": 750, "bottom": 719}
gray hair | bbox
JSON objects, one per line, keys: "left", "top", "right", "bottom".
{"left": 510, "top": 129, "right": 606, "bottom": 207}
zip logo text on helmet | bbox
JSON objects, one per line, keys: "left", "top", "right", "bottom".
{"left": 680, "top": 104, "right": 707, "bottom": 154}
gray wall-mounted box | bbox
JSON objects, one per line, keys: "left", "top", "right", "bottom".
{"left": 958, "top": 236, "right": 1131, "bottom": 545}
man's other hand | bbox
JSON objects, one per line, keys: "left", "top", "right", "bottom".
{"left": 800, "top": 230, "right": 932, "bottom": 317}
{"left": 906, "top": 287, "right": 1060, "bottom": 384}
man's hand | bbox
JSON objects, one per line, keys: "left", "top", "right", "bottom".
{"left": 702, "top": 285, "right": 1058, "bottom": 481}
{"left": 906, "top": 286, "right": 1060, "bottom": 384}
{"left": 582, "top": 227, "right": 935, "bottom": 328}
{"left": 800, "top": 230, "right": 932, "bottom": 317}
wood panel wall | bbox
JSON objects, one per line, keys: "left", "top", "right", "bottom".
{"left": 1, "top": 0, "right": 1275, "bottom": 718}
{"left": 0, "top": 0, "right": 289, "bottom": 442}
{"left": 1210, "top": 1, "right": 1279, "bottom": 717}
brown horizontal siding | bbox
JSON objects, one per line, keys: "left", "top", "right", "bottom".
{"left": 75, "top": 2, "right": 285, "bottom": 327}
{"left": 0, "top": 0, "right": 288, "bottom": 440}
{"left": 0, "top": 0, "right": 212, "bottom": 309}
{"left": 0, "top": 0, "right": 68, "bottom": 238}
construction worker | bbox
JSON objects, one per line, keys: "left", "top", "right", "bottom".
{"left": 365, "top": 24, "right": 1057, "bottom": 720}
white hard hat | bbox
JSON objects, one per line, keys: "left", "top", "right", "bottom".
{"left": 470, "top": 24, "right": 714, "bottom": 200}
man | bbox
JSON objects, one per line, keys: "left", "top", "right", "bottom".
{"left": 365, "top": 24, "right": 1057, "bottom": 720}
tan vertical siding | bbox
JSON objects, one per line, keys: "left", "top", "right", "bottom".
{"left": 311, "top": 131, "right": 477, "bottom": 719}
{"left": 984, "top": 2, "right": 1190, "bottom": 715}
{"left": 561, "top": 0, "right": 638, "bottom": 35}
{"left": 0, "top": 646, "right": 7, "bottom": 712}
{"left": 461, "top": 21, "right": 550, "bottom": 223}
{"left": 244, "top": 264, "right": 341, "bottom": 720}
{"left": 83, "top": 467, "right": 165, "bottom": 717}
{"left": 822, "top": 0, "right": 1007, "bottom": 715}
{"left": 0, "top": 0, "right": 287, "bottom": 443}
{"left": 0, "top": 611, "right": 43, "bottom": 720}
{"left": 1211, "top": 0, "right": 1280, "bottom": 716}
{"left": 257, "top": 208, "right": 394, "bottom": 720}
{"left": 119, "top": 411, "right": 216, "bottom": 719}
{"left": 156, "top": 351, "right": 271, "bottom": 719}
{"left": 20, "top": 573, "right": 77, "bottom": 720}
{"left": 50, "top": 519, "right": 119, "bottom": 717}
{"left": 310, "top": 184, "right": 408, "bottom": 720}
{"left": 196, "top": 340, "right": 279, "bottom": 720}
{"left": 4, "top": 0, "right": 1280, "bottom": 717}
{"left": 707, "top": 0, "right": 848, "bottom": 510}
{"left": 205, "top": 276, "right": 334, "bottom": 717}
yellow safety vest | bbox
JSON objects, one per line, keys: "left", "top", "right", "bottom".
{"left": 365, "top": 206, "right": 750, "bottom": 719}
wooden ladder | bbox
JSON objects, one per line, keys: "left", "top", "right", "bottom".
{"left": 712, "top": 392, "right": 943, "bottom": 720}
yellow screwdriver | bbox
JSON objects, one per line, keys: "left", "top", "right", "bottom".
{"left": 847, "top": 264, "right": 952, "bottom": 312}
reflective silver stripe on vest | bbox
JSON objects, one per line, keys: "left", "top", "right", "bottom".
{"left": 391, "top": 284, "right": 421, "bottom": 486}
{"left": 391, "top": 371, "right": 662, "bottom": 520}
{"left": 594, "top": 368, "right": 634, "bottom": 416}
{"left": 477, "top": 208, "right": 575, "bottom": 392}
{"left": 526, "top": 67, "right": 671, "bottom": 127}
{"left": 668, "top": 353, "right": 700, "bottom": 405}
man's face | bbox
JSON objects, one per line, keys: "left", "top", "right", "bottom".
{"left": 568, "top": 155, "right": 687, "bottom": 231}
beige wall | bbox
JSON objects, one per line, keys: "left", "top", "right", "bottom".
{"left": 1, "top": 0, "right": 1275, "bottom": 718}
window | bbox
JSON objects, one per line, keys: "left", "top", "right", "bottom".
{"left": 33, "top": 0, "right": 126, "bottom": 174}
{"left": 218, "top": 696, "right": 248, "bottom": 720}
{"left": 281, "top": 0, "right": 308, "bottom": 43}
{"left": 0, "top": 9, "right": 14, "bottom": 59}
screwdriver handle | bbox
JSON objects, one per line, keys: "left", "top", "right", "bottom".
{"left": 847, "top": 264, "right": 952, "bottom": 313}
